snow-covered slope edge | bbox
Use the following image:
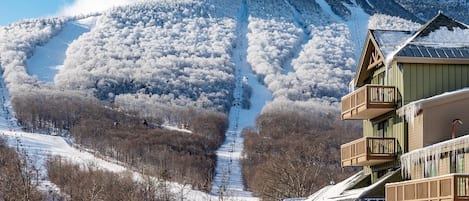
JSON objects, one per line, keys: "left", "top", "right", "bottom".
{"left": 26, "top": 17, "right": 97, "bottom": 83}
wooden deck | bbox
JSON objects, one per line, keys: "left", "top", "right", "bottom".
{"left": 341, "top": 85, "right": 396, "bottom": 120}
{"left": 341, "top": 137, "right": 395, "bottom": 167}
{"left": 386, "top": 174, "right": 469, "bottom": 201}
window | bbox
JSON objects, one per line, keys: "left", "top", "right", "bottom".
{"left": 425, "top": 160, "right": 437, "bottom": 178}
{"left": 458, "top": 154, "right": 465, "bottom": 173}
{"left": 450, "top": 152, "right": 465, "bottom": 173}
{"left": 376, "top": 120, "right": 388, "bottom": 137}
{"left": 372, "top": 70, "right": 385, "bottom": 85}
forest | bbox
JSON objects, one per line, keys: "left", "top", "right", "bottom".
{"left": 0, "top": 138, "right": 44, "bottom": 201}
{"left": 242, "top": 102, "right": 361, "bottom": 200}
{"left": 47, "top": 157, "right": 173, "bottom": 201}
{"left": 12, "top": 90, "right": 228, "bottom": 192}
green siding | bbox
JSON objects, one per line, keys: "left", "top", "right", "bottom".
{"left": 403, "top": 63, "right": 469, "bottom": 105}
{"left": 391, "top": 62, "right": 406, "bottom": 154}
{"left": 358, "top": 62, "right": 469, "bottom": 183}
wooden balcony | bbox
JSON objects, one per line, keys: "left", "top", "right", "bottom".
{"left": 386, "top": 174, "right": 469, "bottom": 201}
{"left": 341, "top": 137, "right": 395, "bottom": 167}
{"left": 341, "top": 85, "right": 396, "bottom": 120}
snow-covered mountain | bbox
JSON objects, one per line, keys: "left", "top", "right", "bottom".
{"left": 2, "top": 0, "right": 466, "bottom": 114}
{"left": 0, "top": 0, "right": 468, "bottom": 199}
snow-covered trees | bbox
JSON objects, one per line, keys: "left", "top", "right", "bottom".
{"left": 0, "top": 0, "right": 360, "bottom": 115}
{"left": 368, "top": 14, "right": 421, "bottom": 30}
{"left": 289, "top": 24, "right": 355, "bottom": 102}
{"left": 0, "top": 18, "right": 66, "bottom": 94}
{"left": 246, "top": 0, "right": 355, "bottom": 103}
{"left": 246, "top": 0, "right": 303, "bottom": 78}
{"left": 55, "top": 0, "right": 238, "bottom": 112}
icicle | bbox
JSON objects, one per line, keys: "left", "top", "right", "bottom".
{"left": 401, "top": 102, "right": 421, "bottom": 129}
{"left": 401, "top": 135, "right": 469, "bottom": 179}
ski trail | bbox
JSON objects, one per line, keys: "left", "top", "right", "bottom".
{"left": 344, "top": 2, "right": 369, "bottom": 60}
{"left": 315, "top": 0, "right": 369, "bottom": 60}
{"left": 316, "top": 0, "right": 344, "bottom": 22}
{"left": 282, "top": 0, "right": 311, "bottom": 75}
{"left": 26, "top": 17, "right": 96, "bottom": 83}
{"left": 211, "top": 0, "right": 271, "bottom": 199}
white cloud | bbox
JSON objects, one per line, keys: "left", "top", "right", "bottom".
{"left": 58, "top": 0, "right": 139, "bottom": 16}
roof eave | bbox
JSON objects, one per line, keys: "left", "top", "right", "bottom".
{"left": 395, "top": 56, "right": 469, "bottom": 64}
{"left": 354, "top": 31, "right": 386, "bottom": 87}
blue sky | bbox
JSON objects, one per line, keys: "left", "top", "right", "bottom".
{"left": 0, "top": 0, "right": 74, "bottom": 25}
{"left": 0, "top": 0, "right": 137, "bottom": 26}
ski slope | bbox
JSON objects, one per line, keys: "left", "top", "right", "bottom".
{"left": 210, "top": 0, "right": 271, "bottom": 199}
{"left": 282, "top": 0, "right": 311, "bottom": 75}
{"left": 26, "top": 17, "right": 96, "bottom": 83}
{"left": 315, "top": 0, "right": 369, "bottom": 60}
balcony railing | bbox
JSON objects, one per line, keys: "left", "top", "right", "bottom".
{"left": 341, "top": 137, "right": 395, "bottom": 167}
{"left": 386, "top": 174, "right": 469, "bottom": 201}
{"left": 341, "top": 85, "right": 396, "bottom": 120}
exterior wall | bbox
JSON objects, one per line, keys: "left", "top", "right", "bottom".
{"left": 390, "top": 62, "right": 406, "bottom": 154}
{"left": 402, "top": 63, "right": 469, "bottom": 105}
{"left": 412, "top": 162, "right": 424, "bottom": 179}
{"left": 405, "top": 91, "right": 469, "bottom": 151}
{"left": 366, "top": 62, "right": 406, "bottom": 182}
{"left": 438, "top": 157, "right": 451, "bottom": 176}
{"left": 408, "top": 153, "right": 469, "bottom": 180}
{"left": 422, "top": 97, "right": 469, "bottom": 147}
{"left": 466, "top": 153, "right": 469, "bottom": 173}
{"left": 408, "top": 114, "right": 423, "bottom": 151}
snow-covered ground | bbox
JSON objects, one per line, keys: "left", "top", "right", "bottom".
{"left": 210, "top": 0, "right": 271, "bottom": 199}
{"left": 26, "top": 17, "right": 95, "bottom": 83}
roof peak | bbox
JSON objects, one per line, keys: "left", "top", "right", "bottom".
{"left": 416, "top": 12, "right": 468, "bottom": 38}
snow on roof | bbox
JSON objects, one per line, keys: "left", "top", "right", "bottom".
{"left": 368, "top": 14, "right": 421, "bottom": 31}
{"left": 305, "top": 169, "right": 400, "bottom": 201}
{"left": 371, "top": 13, "right": 469, "bottom": 64}
{"left": 411, "top": 27, "right": 469, "bottom": 48}
{"left": 397, "top": 87, "right": 469, "bottom": 125}
{"left": 372, "top": 30, "right": 414, "bottom": 57}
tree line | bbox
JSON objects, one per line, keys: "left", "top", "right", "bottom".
{"left": 12, "top": 91, "right": 228, "bottom": 192}
{"left": 0, "top": 137, "right": 44, "bottom": 201}
{"left": 241, "top": 109, "right": 361, "bottom": 200}
{"left": 47, "top": 157, "right": 174, "bottom": 201}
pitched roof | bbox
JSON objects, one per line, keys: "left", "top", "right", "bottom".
{"left": 354, "top": 13, "right": 469, "bottom": 87}
{"left": 373, "top": 12, "right": 469, "bottom": 61}
{"left": 415, "top": 12, "right": 468, "bottom": 38}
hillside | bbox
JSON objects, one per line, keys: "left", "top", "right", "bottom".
{"left": 1, "top": 1, "right": 468, "bottom": 110}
